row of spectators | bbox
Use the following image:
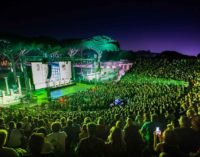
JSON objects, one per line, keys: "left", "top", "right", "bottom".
{"left": 0, "top": 106, "right": 199, "bottom": 157}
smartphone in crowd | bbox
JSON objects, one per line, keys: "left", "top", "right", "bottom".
{"left": 155, "top": 127, "right": 161, "bottom": 135}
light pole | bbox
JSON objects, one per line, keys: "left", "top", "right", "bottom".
{"left": 21, "top": 57, "right": 30, "bottom": 99}
{"left": 71, "top": 57, "right": 76, "bottom": 81}
{"left": 4, "top": 77, "right": 10, "bottom": 95}
{"left": 17, "top": 76, "right": 22, "bottom": 95}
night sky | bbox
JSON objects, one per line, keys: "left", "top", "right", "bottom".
{"left": 0, "top": 0, "right": 200, "bottom": 56}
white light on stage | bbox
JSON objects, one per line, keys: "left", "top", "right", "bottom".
{"left": 31, "top": 62, "right": 48, "bottom": 89}
{"left": 31, "top": 61, "right": 72, "bottom": 90}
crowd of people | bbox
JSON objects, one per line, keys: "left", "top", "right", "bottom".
{"left": 0, "top": 58, "right": 200, "bottom": 157}
{"left": 131, "top": 58, "right": 200, "bottom": 81}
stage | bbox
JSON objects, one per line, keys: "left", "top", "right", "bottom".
{"left": 32, "top": 83, "right": 95, "bottom": 104}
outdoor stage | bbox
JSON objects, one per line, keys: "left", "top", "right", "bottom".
{"left": 0, "top": 83, "right": 95, "bottom": 108}
{"left": 32, "top": 83, "right": 95, "bottom": 104}
{"left": 0, "top": 51, "right": 132, "bottom": 108}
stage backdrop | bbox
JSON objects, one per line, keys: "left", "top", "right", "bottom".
{"left": 31, "top": 61, "right": 71, "bottom": 90}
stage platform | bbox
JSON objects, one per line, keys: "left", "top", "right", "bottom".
{"left": 32, "top": 83, "right": 95, "bottom": 104}
{"left": 0, "top": 95, "right": 23, "bottom": 108}
{"left": 0, "top": 83, "right": 95, "bottom": 108}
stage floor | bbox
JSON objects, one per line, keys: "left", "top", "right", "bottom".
{"left": 32, "top": 83, "right": 95, "bottom": 104}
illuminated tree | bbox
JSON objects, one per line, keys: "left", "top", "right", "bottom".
{"left": 81, "top": 35, "right": 120, "bottom": 70}
{"left": 0, "top": 38, "right": 45, "bottom": 83}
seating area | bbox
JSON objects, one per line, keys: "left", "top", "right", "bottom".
{"left": 0, "top": 58, "right": 200, "bottom": 157}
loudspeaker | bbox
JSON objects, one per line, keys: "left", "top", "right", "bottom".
{"left": 47, "top": 63, "right": 52, "bottom": 79}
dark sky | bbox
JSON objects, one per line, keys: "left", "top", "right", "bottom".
{"left": 0, "top": 0, "right": 200, "bottom": 56}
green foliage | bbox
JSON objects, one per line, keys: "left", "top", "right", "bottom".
{"left": 81, "top": 35, "right": 120, "bottom": 52}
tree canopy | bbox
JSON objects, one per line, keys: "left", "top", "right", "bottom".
{"left": 81, "top": 35, "right": 120, "bottom": 53}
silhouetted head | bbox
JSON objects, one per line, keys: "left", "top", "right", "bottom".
{"left": 162, "top": 129, "right": 176, "bottom": 145}
{"left": 29, "top": 133, "right": 44, "bottom": 155}
{"left": 16, "top": 122, "right": 23, "bottom": 129}
{"left": 126, "top": 117, "right": 133, "bottom": 127}
{"left": 97, "top": 117, "right": 104, "bottom": 125}
{"left": 60, "top": 117, "right": 66, "bottom": 127}
{"left": 0, "top": 129, "right": 7, "bottom": 147}
{"left": 186, "top": 109, "right": 196, "bottom": 119}
{"left": 83, "top": 117, "right": 92, "bottom": 124}
{"left": 81, "top": 124, "right": 87, "bottom": 133}
{"left": 9, "top": 121, "right": 16, "bottom": 129}
{"left": 37, "top": 127, "right": 48, "bottom": 137}
{"left": 51, "top": 122, "right": 62, "bottom": 133}
{"left": 159, "top": 152, "right": 169, "bottom": 157}
{"left": 178, "top": 116, "right": 190, "bottom": 128}
{"left": 191, "top": 115, "right": 200, "bottom": 131}
{"left": 87, "top": 122, "right": 96, "bottom": 136}
{"left": 115, "top": 120, "right": 123, "bottom": 129}
{"left": 67, "top": 119, "right": 73, "bottom": 127}
{"left": 107, "top": 126, "right": 122, "bottom": 144}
